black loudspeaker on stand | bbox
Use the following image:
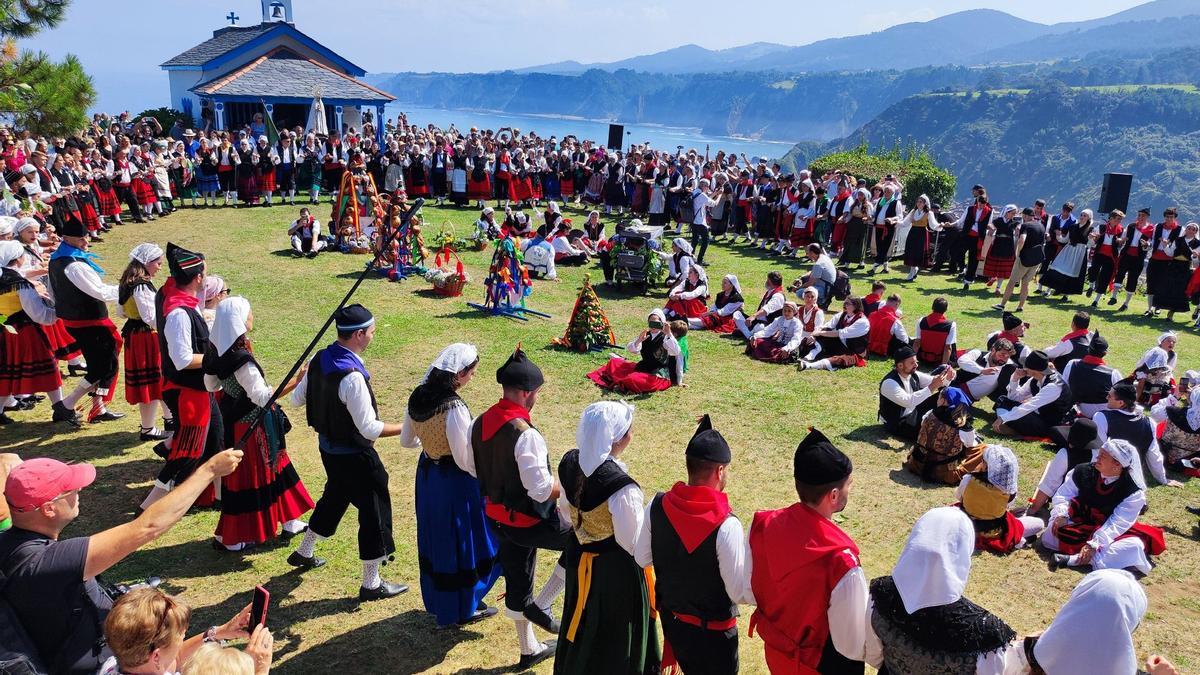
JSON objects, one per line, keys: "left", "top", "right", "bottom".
{"left": 607, "top": 123, "right": 624, "bottom": 151}
{"left": 1099, "top": 173, "right": 1132, "bottom": 214}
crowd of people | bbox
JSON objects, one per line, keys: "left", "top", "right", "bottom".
{"left": 0, "top": 111, "right": 1194, "bottom": 675}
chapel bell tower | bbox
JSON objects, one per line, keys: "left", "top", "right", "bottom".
{"left": 261, "top": 0, "right": 294, "bottom": 24}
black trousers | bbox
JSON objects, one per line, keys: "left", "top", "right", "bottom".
{"left": 883, "top": 399, "right": 934, "bottom": 441}
{"left": 962, "top": 236, "right": 981, "bottom": 282}
{"left": 309, "top": 447, "right": 395, "bottom": 561}
{"left": 598, "top": 250, "right": 615, "bottom": 282}
{"left": 64, "top": 324, "right": 119, "bottom": 389}
{"left": 874, "top": 225, "right": 895, "bottom": 264}
{"left": 660, "top": 613, "right": 738, "bottom": 675}
{"left": 691, "top": 223, "right": 710, "bottom": 262}
{"left": 491, "top": 515, "right": 572, "bottom": 612}
{"left": 1115, "top": 254, "right": 1145, "bottom": 290}
{"left": 995, "top": 398, "right": 1068, "bottom": 446}
{"left": 115, "top": 185, "right": 144, "bottom": 221}
{"left": 1089, "top": 254, "right": 1116, "bottom": 292}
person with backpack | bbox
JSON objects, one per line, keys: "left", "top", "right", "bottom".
{"left": 0, "top": 451, "right": 242, "bottom": 674}
{"left": 803, "top": 244, "right": 839, "bottom": 309}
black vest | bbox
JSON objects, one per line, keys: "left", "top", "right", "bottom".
{"left": 1069, "top": 463, "right": 1138, "bottom": 523}
{"left": 635, "top": 332, "right": 679, "bottom": 384}
{"left": 471, "top": 416, "right": 556, "bottom": 522}
{"left": 558, "top": 450, "right": 637, "bottom": 553}
{"left": 1030, "top": 373, "right": 1074, "bottom": 424}
{"left": 1066, "top": 359, "right": 1115, "bottom": 405}
{"left": 158, "top": 306, "right": 208, "bottom": 390}
{"left": 879, "top": 369, "right": 921, "bottom": 427}
{"left": 1053, "top": 333, "right": 1091, "bottom": 372}
{"left": 649, "top": 493, "right": 736, "bottom": 622}
{"left": 47, "top": 257, "right": 107, "bottom": 321}
{"left": 1095, "top": 409, "right": 1154, "bottom": 457}
{"left": 304, "top": 349, "right": 377, "bottom": 451}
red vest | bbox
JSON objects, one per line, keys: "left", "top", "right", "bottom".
{"left": 749, "top": 503, "right": 860, "bottom": 675}
{"left": 867, "top": 305, "right": 899, "bottom": 357}
{"left": 916, "top": 313, "right": 952, "bottom": 363}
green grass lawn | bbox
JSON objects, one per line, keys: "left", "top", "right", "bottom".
{"left": 6, "top": 201, "right": 1199, "bottom": 673}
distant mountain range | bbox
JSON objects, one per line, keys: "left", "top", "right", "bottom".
{"left": 493, "top": 0, "right": 1198, "bottom": 75}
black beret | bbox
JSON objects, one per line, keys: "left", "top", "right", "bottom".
{"left": 1112, "top": 381, "right": 1137, "bottom": 404}
{"left": 686, "top": 414, "right": 731, "bottom": 464}
{"left": 58, "top": 217, "right": 87, "bottom": 238}
{"left": 893, "top": 346, "right": 916, "bottom": 363}
{"left": 793, "top": 427, "right": 852, "bottom": 485}
{"left": 1067, "top": 418, "right": 1101, "bottom": 451}
{"left": 1024, "top": 349, "right": 1050, "bottom": 372}
{"left": 1088, "top": 332, "right": 1108, "bottom": 356}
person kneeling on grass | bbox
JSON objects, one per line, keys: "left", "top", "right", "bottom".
{"left": 992, "top": 349, "right": 1074, "bottom": 446}
{"left": 587, "top": 309, "right": 684, "bottom": 394}
{"left": 1044, "top": 439, "right": 1166, "bottom": 575}
{"left": 796, "top": 296, "right": 869, "bottom": 372}
{"left": 288, "top": 207, "right": 325, "bottom": 258}
{"left": 954, "top": 444, "right": 1045, "bottom": 554}
{"left": 746, "top": 300, "right": 804, "bottom": 363}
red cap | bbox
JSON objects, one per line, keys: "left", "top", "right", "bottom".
{"left": 5, "top": 458, "right": 95, "bottom": 513}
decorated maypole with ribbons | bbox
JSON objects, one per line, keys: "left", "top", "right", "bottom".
{"left": 468, "top": 234, "right": 549, "bottom": 320}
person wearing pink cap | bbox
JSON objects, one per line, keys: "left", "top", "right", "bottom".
{"left": 0, "top": 449, "right": 242, "bottom": 674}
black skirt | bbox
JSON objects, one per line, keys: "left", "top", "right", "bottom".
{"left": 903, "top": 227, "right": 929, "bottom": 267}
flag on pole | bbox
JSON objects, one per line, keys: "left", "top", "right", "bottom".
{"left": 260, "top": 99, "right": 280, "bottom": 145}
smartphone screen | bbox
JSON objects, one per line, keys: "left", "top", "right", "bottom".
{"left": 249, "top": 585, "right": 270, "bottom": 627}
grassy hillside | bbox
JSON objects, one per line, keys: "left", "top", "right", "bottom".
{"left": 7, "top": 203, "right": 1199, "bottom": 673}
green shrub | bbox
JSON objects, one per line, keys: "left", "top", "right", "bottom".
{"left": 807, "top": 142, "right": 956, "bottom": 208}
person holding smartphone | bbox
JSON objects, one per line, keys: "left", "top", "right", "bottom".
{"left": 587, "top": 309, "right": 684, "bottom": 394}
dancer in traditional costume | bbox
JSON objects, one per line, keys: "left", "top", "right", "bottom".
{"left": 733, "top": 272, "right": 785, "bottom": 339}
{"left": 1086, "top": 210, "right": 1124, "bottom": 307}
{"left": 472, "top": 347, "right": 568, "bottom": 668}
{"left": 986, "top": 311, "right": 1030, "bottom": 366}
{"left": 911, "top": 296, "right": 956, "bottom": 368}
{"left": 865, "top": 507, "right": 1024, "bottom": 673}
{"left": 955, "top": 445, "right": 1045, "bottom": 554}
{"left": 877, "top": 346, "right": 954, "bottom": 440}
{"left": 142, "top": 244, "right": 221, "bottom": 509}
{"left": 1042, "top": 310, "right": 1092, "bottom": 372}
{"left": 1112, "top": 208, "right": 1153, "bottom": 311}
{"left": 899, "top": 194, "right": 934, "bottom": 281}
{"left": 664, "top": 265, "right": 708, "bottom": 320}
{"left": 204, "top": 296, "right": 312, "bottom": 551}
{"left": 1027, "top": 569, "right": 1147, "bottom": 675}
{"left": 286, "top": 304, "right": 409, "bottom": 600}
{"left": 797, "top": 296, "right": 869, "bottom": 372}
{"left": 993, "top": 349, "right": 1073, "bottom": 444}
{"left": 746, "top": 301, "right": 804, "bottom": 364}
{"left": 1146, "top": 208, "right": 1191, "bottom": 318}
{"left": 400, "top": 343, "right": 500, "bottom": 628}
{"left": 865, "top": 294, "right": 910, "bottom": 359}
{"left": 979, "top": 204, "right": 1018, "bottom": 292}
{"left": 0, "top": 241, "right": 79, "bottom": 427}
{"left": 255, "top": 136, "right": 279, "bottom": 206}
{"left": 588, "top": 310, "right": 684, "bottom": 393}
{"left": 1062, "top": 333, "right": 1120, "bottom": 419}
{"left": 904, "top": 387, "right": 985, "bottom": 486}
{"left": 47, "top": 217, "right": 125, "bottom": 425}
{"left": 635, "top": 415, "right": 748, "bottom": 675}
{"left": 748, "top": 428, "right": 871, "bottom": 674}
{"left": 554, "top": 401, "right": 659, "bottom": 674}
{"left": 1045, "top": 439, "right": 1166, "bottom": 575}
{"left": 688, "top": 274, "right": 743, "bottom": 334}
{"left": 1027, "top": 418, "right": 1102, "bottom": 514}
{"left": 1040, "top": 208, "right": 1093, "bottom": 298}
{"left": 118, "top": 244, "right": 171, "bottom": 443}
{"left": 288, "top": 208, "right": 326, "bottom": 258}
{"left": 1095, "top": 382, "right": 1178, "bottom": 487}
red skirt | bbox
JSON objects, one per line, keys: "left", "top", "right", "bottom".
{"left": 1055, "top": 520, "right": 1167, "bottom": 556}
{"left": 408, "top": 181, "right": 430, "bottom": 197}
{"left": 512, "top": 177, "right": 534, "bottom": 202}
{"left": 747, "top": 337, "right": 793, "bottom": 364}
{"left": 587, "top": 358, "right": 672, "bottom": 393}
{"left": 561, "top": 177, "right": 575, "bottom": 196}
{"left": 133, "top": 177, "right": 156, "bottom": 204}
{"left": 775, "top": 211, "right": 794, "bottom": 240}
{"left": 982, "top": 255, "right": 1014, "bottom": 279}
{"left": 0, "top": 319, "right": 62, "bottom": 395}
{"left": 95, "top": 187, "right": 122, "bottom": 216}
{"left": 44, "top": 319, "right": 81, "bottom": 360}
{"left": 665, "top": 297, "right": 707, "bottom": 319}
{"left": 698, "top": 311, "right": 736, "bottom": 334}
{"left": 215, "top": 421, "right": 314, "bottom": 545}
{"left": 790, "top": 218, "right": 813, "bottom": 248}
{"left": 258, "top": 169, "right": 277, "bottom": 194}
{"left": 122, "top": 324, "right": 161, "bottom": 404}
{"left": 467, "top": 175, "right": 491, "bottom": 199}
{"left": 79, "top": 201, "right": 101, "bottom": 231}
{"left": 974, "top": 511, "right": 1024, "bottom": 555}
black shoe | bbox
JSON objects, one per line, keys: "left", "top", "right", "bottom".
{"left": 0, "top": 413, "right": 13, "bottom": 425}
{"left": 359, "top": 580, "right": 408, "bottom": 602}
{"left": 140, "top": 428, "right": 170, "bottom": 442}
{"left": 89, "top": 411, "right": 126, "bottom": 423}
{"left": 305, "top": 251, "right": 318, "bottom": 259}
{"left": 211, "top": 539, "right": 258, "bottom": 553}
{"left": 280, "top": 524, "right": 309, "bottom": 540}
{"left": 1085, "top": 287, "right": 1093, "bottom": 298}
{"left": 1049, "top": 553, "right": 1071, "bottom": 570}
{"left": 67, "top": 365, "right": 88, "bottom": 378}
{"left": 52, "top": 402, "right": 82, "bottom": 428}
{"left": 517, "top": 640, "right": 557, "bottom": 669}
{"left": 1108, "top": 296, "right": 1118, "bottom": 306}
{"left": 151, "top": 441, "right": 169, "bottom": 459}
{"left": 1184, "top": 505, "right": 1200, "bottom": 517}
{"left": 457, "top": 604, "right": 499, "bottom": 627}
{"left": 26, "top": 394, "right": 45, "bottom": 403}
{"left": 523, "top": 604, "right": 560, "bottom": 633}
{"left": 286, "top": 551, "right": 326, "bottom": 570}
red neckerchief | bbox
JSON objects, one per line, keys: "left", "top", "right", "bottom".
{"left": 925, "top": 312, "right": 947, "bottom": 326}
{"left": 1105, "top": 223, "right": 1123, "bottom": 237}
{"left": 1060, "top": 329, "right": 1089, "bottom": 343}
{"left": 835, "top": 188, "right": 851, "bottom": 201}
{"left": 1163, "top": 220, "right": 1179, "bottom": 231}
{"left": 480, "top": 398, "right": 531, "bottom": 442}
{"left": 839, "top": 311, "right": 863, "bottom": 328}
{"left": 863, "top": 293, "right": 881, "bottom": 307}
{"left": 1082, "top": 355, "right": 1106, "bottom": 366}
{"left": 160, "top": 277, "right": 200, "bottom": 316}
{"left": 759, "top": 285, "right": 782, "bottom": 308}
{"left": 661, "top": 482, "right": 732, "bottom": 553}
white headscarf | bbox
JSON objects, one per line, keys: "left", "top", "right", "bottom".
{"left": 1187, "top": 383, "right": 1200, "bottom": 431}
{"left": 723, "top": 273, "right": 742, "bottom": 297}
{"left": 982, "top": 445, "right": 1019, "bottom": 495}
{"left": 423, "top": 343, "right": 478, "bottom": 384}
{"left": 1094, "top": 438, "right": 1146, "bottom": 489}
{"left": 14, "top": 217, "right": 38, "bottom": 234}
{"left": 648, "top": 308, "right": 667, "bottom": 331}
{"left": 129, "top": 243, "right": 164, "bottom": 265}
{"left": 547, "top": 201, "right": 560, "bottom": 214}
{"left": 576, "top": 400, "right": 635, "bottom": 477}
{"left": 688, "top": 263, "right": 708, "bottom": 286}
{"left": 1003, "top": 203, "right": 1018, "bottom": 216}
{"left": 1033, "top": 569, "right": 1146, "bottom": 675}
{"left": 0, "top": 240, "right": 24, "bottom": 267}
{"left": 210, "top": 296, "right": 251, "bottom": 356}
{"left": 673, "top": 237, "right": 693, "bottom": 256}
{"left": 892, "top": 507, "right": 974, "bottom": 613}
{"left": 0, "top": 216, "right": 15, "bottom": 237}
{"left": 203, "top": 276, "right": 227, "bottom": 303}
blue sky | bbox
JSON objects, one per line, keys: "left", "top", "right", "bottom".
{"left": 23, "top": 0, "right": 1148, "bottom": 113}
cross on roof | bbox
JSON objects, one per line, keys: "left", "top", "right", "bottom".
{"left": 226, "top": 11, "right": 239, "bottom": 25}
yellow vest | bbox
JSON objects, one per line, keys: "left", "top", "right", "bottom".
{"left": 962, "top": 478, "right": 1008, "bottom": 521}
{"left": 410, "top": 407, "right": 454, "bottom": 461}
{"left": 566, "top": 499, "right": 616, "bottom": 546}
{"left": 121, "top": 294, "right": 142, "bottom": 321}
{"left": 0, "top": 289, "right": 22, "bottom": 316}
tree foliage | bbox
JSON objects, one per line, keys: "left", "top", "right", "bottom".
{"left": 0, "top": 0, "right": 67, "bottom": 38}
{"left": 0, "top": 0, "right": 94, "bottom": 137}
{"left": 806, "top": 143, "right": 956, "bottom": 209}
{"left": 137, "top": 107, "right": 193, "bottom": 132}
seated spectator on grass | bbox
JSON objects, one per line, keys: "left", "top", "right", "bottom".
{"left": 0, "top": 451, "right": 242, "bottom": 674}
{"left": 665, "top": 265, "right": 709, "bottom": 320}
{"left": 746, "top": 301, "right": 804, "bottom": 364}
{"left": 802, "top": 243, "right": 836, "bottom": 309}
{"left": 866, "top": 293, "right": 909, "bottom": 359}
{"left": 911, "top": 296, "right": 957, "bottom": 368}
{"left": 688, "top": 273, "right": 743, "bottom": 333}
{"left": 1063, "top": 333, "right": 1121, "bottom": 419}
{"left": 1026, "top": 418, "right": 1101, "bottom": 515}
{"left": 287, "top": 208, "right": 325, "bottom": 258}
{"left": 904, "top": 387, "right": 985, "bottom": 486}
{"left": 733, "top": 271, "right": 785, "bottom": 339}
{"left": 992, "top": 349, "right": 1074, "bottom": 445}
{"left": 862, "top": 280, "right": 887, "bottom": 316}
{"left": 877, "top": 346, "right": 954, "bottom": 440}
{"left": 549, "top": 221, "right": 588, "bottom": 265}
{"left": 587, "top": 309, "right": 684, "bottom": 394}
{"left": 1030, "top": 569, "right": 1148, "bottom": 675}
{"left": 954, "top": 444, "right": 1045, "bottom": 554}
{"left": 952, "top": 338, "right": 1017, "bottom": 404}
{"left": 797, "top": 296, "right": 869, "bottom": 372}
